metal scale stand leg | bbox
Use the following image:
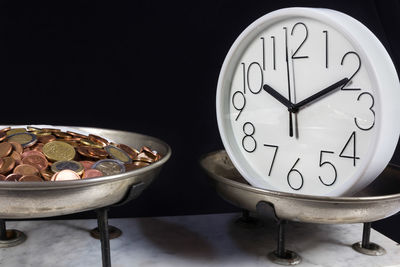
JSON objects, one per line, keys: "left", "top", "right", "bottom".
{"left": 90, "top": 182, "right": 146, "bottom": 267}
{"left": 267, "top": 220, "right": 301, "bottom": 265}
{"left": 235, "top": 209, "right": 262, "bottom": 228}
{"left": 352, "top": 222, "right": 386, "bottom": 256}
{"left": 255, "top": 201, "right": 301, "bottom": 266}
{"left": 0, "top": 219, "right": 26, "bottom": 248}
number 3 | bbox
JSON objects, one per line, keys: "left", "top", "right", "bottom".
{"left": 354, "top": 92, "right": 375, "bottom": 131}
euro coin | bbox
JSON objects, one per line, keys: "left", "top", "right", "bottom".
{"left": 51, "top": 169, "right": 80, "bottom": 181}
{"left": 105, "top": 145, "right": 132, "bottom": 164}
{"left": 43, "top": 141, "right": 76, "bottom": 161}
{"left": 82, "top": 169, "right": 103, "bottom": 179}
{"left": 92, "top": 159, "right": 125, "bottom": 176}
{"left": 7, "top": 132, "right": 37, "bottom": 148}
{"left": 51, "top": 160, "right": 84, "bottom": 175}
{"left": 19, "top": 175, "right": 43, "bottom": 182}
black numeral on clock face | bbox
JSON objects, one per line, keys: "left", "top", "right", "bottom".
{"left": 339, "top": 131, "right": 360, "bottom": 166}
{"left": 323, "top": 30, "right": 328, "bottom": 68}
{"left": 318, "top": 150, "right": 337, "bottom": 186}
{"left": 271, "top": 36, "right": 276, "bottom": 70}
{"left": 263, "top": 144, "right": 278, "bottom": 176}
{"left": 290, "top": 22, "right": 309, "bottom": 59}
{"left": 232, "top": 91, "right": 246, "bottom": 121}
{"left": 287, "top": 158, "right": 304, "bottom": 190}
{"left": 242, "top": 122, "right": 257, "bottom": 153}
{"left": 355, "top": 92, "right": 375, "bottom": 131}
{"left": 341, "top": 52, "right": 361, "bottom": 91}
{"left": 247, "top": 62, "right": 263, "bottom": 94}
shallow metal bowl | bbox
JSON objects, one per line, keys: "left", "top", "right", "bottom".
{"left": 0, "top": 126, "right": 171, "bottom": 219}
{"left": 200, "top": 150, "right": 400, "bottom": 224}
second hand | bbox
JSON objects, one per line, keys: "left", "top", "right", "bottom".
{"left": 284, "top": 27, "right": 294, "bottom": 137}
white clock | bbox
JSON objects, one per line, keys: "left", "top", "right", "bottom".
{"left": 216, "top": 8, "right": 400, "bottom": 196}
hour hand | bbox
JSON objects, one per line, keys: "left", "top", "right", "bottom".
{"left": 263, "top": 84, "right": 294, "bottom": 109}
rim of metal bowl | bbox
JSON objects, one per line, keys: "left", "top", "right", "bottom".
{"left": 0, "top": 126, "right": 172, "bottom": 190}
{"left": 200, "top": 150, "right": 400, "bottom": 204}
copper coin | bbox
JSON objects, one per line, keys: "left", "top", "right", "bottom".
{"left": 5, "top": 173, "right": 22, "bottom": 181}
{"left": 88, "top": 147, "right": 108, "bottom": 158}
{"left": 0, "top": 174, "right": 5, "bottom": 181}
{"left": 82, "top": 169, "right": 103, "bottom": 179}
{"left": 66, "top": 131, "right": 87, "bottom": 139}
{"left": 19, "top": 175, "right": 43, "bottom": 182}
{"left": 30, "top": 143, "right": 44, "bottom": 152}
{"left": 0, "top": 127, "right": 11, "bottom": 133}
{"left": 54, "top": 132, "right": 72, "bottom": 139}
{"left": 124, "top": 161, "right": 149, "bottom": 172}
{"left": 22, "top": 150, "right": 46, "bottom": 159}
{"left": 117, "top": 144, "right": 139, "bottom": 159}
{"left": 0, "top": 131, "right": 6, "bottom": 142}
{"left": 0, "top": 157, "right": 15, "bottom": 174}
{"left": 9, "top": 141, "right": 23, "bottom": 154}
{"left": 51, "top": 169, "right": 80, "bottom": 181}
{"left": 14, "top": 164, "right": 39, "bottom": 176}
{"left": 132, "top": 161, "right": 151, "bottom": 168}
{"left": 80, "top": 160, "right": 95, "bottom": 170}
{"left": 10, "top": 151, "right": 22, "bottom": 165}
{"left": 38, "top": 134, "right": 56, "bottom": 144}
{"left": 40, "top": 168, "right": 53, "bottom": 181}
{"left": 22, "top": 155, "right": 48, "bottom": 171}
{"left": 135, "top": 151, "right": 155, "bottom": 163}
{"left": 76, "top": 146, "right": 93, "bottom": 158}
{"left": 88, "top": 134, "right": 109, "bottom": 147}
{"left": 0, "top": 158, "right": 4, "bottom": 169}
{"left": 0, "top": 142, "right": 12, "bottom": 157}
{"left": 42, "top": 128, "right": 61, "bottom": 133}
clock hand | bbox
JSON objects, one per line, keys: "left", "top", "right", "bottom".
{"left": 284, "top": 26, "right": 294, "bottom": 137}
{"left": 263, "top": 84, "right": 295, "bottom": 109}
{"left": 290, "top": 78, "right": 349, "bottom": 112}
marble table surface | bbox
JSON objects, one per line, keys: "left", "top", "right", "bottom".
{"left": 0, "top": 213, "right": 399, "bottom": 267}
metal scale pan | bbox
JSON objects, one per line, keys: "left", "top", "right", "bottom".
{"left": 0, "top": 125, "right": 171, "bottom": 267}
{"left": 200, "top": 150, "right": 400, "bottom": 265}
{"left": 0, "top": 126, "right": 171, "bottom": 219}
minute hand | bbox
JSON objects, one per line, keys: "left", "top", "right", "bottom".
{"left": 291, "top": 78, "right": 349, "bottom": 112}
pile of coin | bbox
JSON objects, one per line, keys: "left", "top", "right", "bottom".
{"left": 0, "top": 126, "right": 161, "bottom": 182}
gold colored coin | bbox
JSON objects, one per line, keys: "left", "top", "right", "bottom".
{"left": 6, "top": 128, "right": 26, "bottom": 136}
{"left": 54, "top": 132, "right": 72, "bottom": 138}
{"left": 105, "top": 145, "right": 132, "bottom": 163}
{"left": 42, "top": 128, "right": 61, "bottom": 133}
{"left": 35, "top": 131, "right": 52, "bottom": 137}
{"left": 27, "top": 126, "right": 42, "bottom": 132}
{"left": 7, "top": 133, "right": 37, "bottom": 147}
{"left": 43, "top": 141, "right": 76, "bottom": 162}
{"left": 80, "top": 139, "right": 103, "bottom": 148}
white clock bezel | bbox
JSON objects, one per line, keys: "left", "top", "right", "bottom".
{"left": 216, "top": 7, "right": 400, "bottom": 196}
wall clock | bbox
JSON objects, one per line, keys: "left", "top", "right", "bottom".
{"left": 216, "top": 8, "right": 400, "bottom": 196}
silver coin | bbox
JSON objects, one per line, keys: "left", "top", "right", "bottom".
{"left": 92, "top": 159, "right": 125, "bottom": 176}
{"left": 51, "top": 160, "right": 84, "bottom": 174}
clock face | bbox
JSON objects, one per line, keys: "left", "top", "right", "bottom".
{"left": 222, "top": 16, "right": 379, "bottom": 195}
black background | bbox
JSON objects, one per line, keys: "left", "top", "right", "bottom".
{"left": 1, "top": 0, "right": 399, "bottom": 242}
